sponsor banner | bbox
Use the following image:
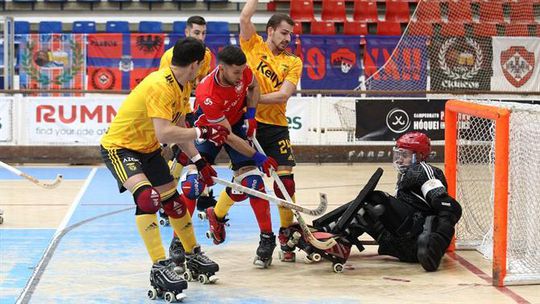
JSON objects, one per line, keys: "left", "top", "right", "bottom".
{"left": 87, "top": 33, "right": 165, "bottom": 91}
{"left": 430, "top": 37, "right": 493, "bottom": 91}
{"left": 0, "top": 98, "right": 13, "bottom": 142}
{"left": 364, "top": 36, "right": 428, "bottom": 95}
{"left": 18, "top": 34, "right": 86, "bottom": 96}
{"left": 25, "top": 97, "right": 122, "bottom": 145}
{"left": 299, "top": 35, "right": 363, "bottom": 90}
{"left": 492, "top": 37, "right": 540, "bottom": 92}
{"left": 355, "top": 99, "right": 446, "bottom": 141}
{"left": 286, "top": 97, "right": 311, "bottom": 143}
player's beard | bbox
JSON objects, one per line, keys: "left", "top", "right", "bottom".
{"left": 273, "top": 39, "right": 289, "bottom": 52}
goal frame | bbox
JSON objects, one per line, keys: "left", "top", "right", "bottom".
{"left": 445, "top": 99, "right": 510, "bottom": 287}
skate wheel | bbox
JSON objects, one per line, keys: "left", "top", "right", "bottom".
{"left": 0, "top": 216, "right": 3, "bottom": 225}
{"left": 209, "top": 275, "right": 219, "bottom": 283}
{"left": 333, "top": 263, "right": 344, "bottom": 273}
{"left": 292, "top": 231, "right": 301, "bottom": 240}
{"left": 159, "top": 219, "right": 167, "bottom": 226}
{"left": 198, "top": 273, "right": 209, "bottom": 284}
{"left": 205, "top": 231, "right": 213, "bottom": 240}
{"left": 311, "top": 253, "right": 322, "bottom": 262}
{"left": 147, "top": 287, "right": 158, "bottom": 300}
{"left": 183, "top": 269, "right": 193, "bottom": 281}
{"left": 164, "top": 291, "right": 175, "bottom": 303}
{"left": 303, "top": 256, "right": 313, "bottom": 264}
{"left": 197, "top": 212, "right": 207, "bottom": 221}
{"left": 176, "top": 293, "right": 187, "bottom": 302}
{"left": 266, "top": 257, "right": 273, "bottom": 267}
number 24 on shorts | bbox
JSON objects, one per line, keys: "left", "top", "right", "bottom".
{"left": 278, "top": 139, "right": 291, "bottom": 154}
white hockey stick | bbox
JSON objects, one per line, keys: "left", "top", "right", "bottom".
{"left": 0, "top": 161, "right": 63, "bottom": 189}
{"left": 251, "top": 138, "right": 337, "bottom": 250}
{"left": 213, "top": 177, "right": 327, "bottom": 216}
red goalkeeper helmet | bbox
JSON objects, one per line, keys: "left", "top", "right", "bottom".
{"left": 395, "top": 132, "right": 431, "bottom": 161}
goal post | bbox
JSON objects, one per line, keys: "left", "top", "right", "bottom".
{"left": 445, "top": 99, "right": 540, "bottom": 286}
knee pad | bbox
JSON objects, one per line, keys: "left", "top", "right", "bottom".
{"left": 226, "top": 187, "right": 248, "bottom": 202}
{"left": 229, "top": 169, "right": 265, "bottom": 200}
{"left": 273, "top": 174, "right": 295, "bottom": 199}
{"left": 133, "top": 185, "right": 161, "bottom": 214}
{"left": 161, "top": 192, "right": 187, "bottom": 219}
{"left": 180, "top": 170, "right": 206, "bottom": 200}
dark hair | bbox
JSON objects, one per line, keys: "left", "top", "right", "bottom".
{"left": 218, "top": 45, "right": 247, "bottom": 66}
{"left": 266, "top": 13, "right": 294, "bottom": 32}
{"left": 171, "top": 37, "right": 206, "bottom": 67}
{"left": 187, "top": 16, "right": 207, "bottom": 28}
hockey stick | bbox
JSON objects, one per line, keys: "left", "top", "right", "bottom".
{"left": 0, "top": 161, "right": 63, "bottom": 189}
{"left": 251, "top": 138, "right": 337, "bottom": 250}
{"left": 213, "top": 177, "right": 327, "bottom": 216}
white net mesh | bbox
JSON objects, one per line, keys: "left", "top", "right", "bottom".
{"left": 454, "top": 100, "right": 540, "bottom": 284}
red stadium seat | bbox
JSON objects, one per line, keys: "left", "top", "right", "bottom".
{"left": 376, "top": 21, "right": 402, "bottom": 35}
{"left": 385, "top": 0, "right": 410, "bottom": 22}
{"left": 290, "top": 0, "right": 315, "bottom": 22}
{"left": 472, "top": 22, "right": 499, "bottom": 37}
{"left": 479, "top": 1, "right": 504, "bottom": 24}
{"left": 440, "top": 22, "right": 466, "bottom": 36}
{"left": 414, "top": 0, "right": 442, "bottom": 23}
{"left": 311, "top": 21, "right": 336, "bottom": 35}
{"left": 344, "top": 21, "right": 369, "bottom": 35}
{"left": 505, "top": 23, "right": 532, "bottom": 36}
{"left": 322, "top": 0, "right": 347, "bottom": 22}
{"left": 447, "top": 0, "right": 472, "bottom": 23}
{"left": 509, "top": 1, "right": 535, "bottom": 23}
{"left": 353, "top": 0, "right": 379, "bottom": 22}
{"left": 407, "top": 21, "right": 433, "bottom": 36}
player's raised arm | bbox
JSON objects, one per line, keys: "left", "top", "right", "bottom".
{"left": 239, "top": 0, "right": 258, "bottom": 41}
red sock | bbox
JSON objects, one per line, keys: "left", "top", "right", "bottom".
{"left": 249, "top": 197, "right": 272, "bottom": 233}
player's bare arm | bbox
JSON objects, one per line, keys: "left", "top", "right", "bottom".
{"left": 259, "top": 80, "right": 296, "bottom": 104}
{"left": 246, "top": 77, "right": 260, "bottom": 108}
{"left": 239, "top": 0, "right": 258, "bottom": 41}
{"left": 153, "top": 117, "right": 197, "bottom": 144}
{"left": 216, "top": 118, "right": 257, "bottom": 157}
{"left": 174, "top": 115, "right": 202, "bottom": 159}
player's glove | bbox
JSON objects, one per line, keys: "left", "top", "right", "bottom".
{"left": 171, "top": 145, "right": 190, "bottom": 167}
{"left": 243, "top": 107, "right": 257, "bottom": 139}
{"left": 252, "top": 152, "right": 278, "bottom": 177}
{"left": 193, "top": 156, "right": 217, "bottom": 186}
{"left": 196, "top": 124, "right": 230, "bottom": 146}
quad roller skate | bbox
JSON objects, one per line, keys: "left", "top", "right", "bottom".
{"left": 205, "top": 207, "right": 228, "bottom": 245}
{"left": 278, "top": 227, "right": 297, "bottom": 262}
{"left": 147, "top": 259, "right": 187, "bottom": 303}
{"left": 196, "top": 189, "right": 217, "bottom": 221}
{"left": 169, "top": 236, "right": 186, "bottom": 274}
{"left": 253, "top": 232, "right": 276, "bottom": 268}
{"left": 184, "top": 245, "right": 219, "bottom": 284}
{"left": 159, "top": 208, "right": 170, "bottom": 226}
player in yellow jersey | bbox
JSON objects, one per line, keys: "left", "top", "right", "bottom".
{"left": 160, "top": 16, "right": 213, "bottom": 87}
{"left": 100, "top": 38, "right": 230, "bottom": 298}
{"left": 207, "top": 0, "right": 304, "bottom": 263}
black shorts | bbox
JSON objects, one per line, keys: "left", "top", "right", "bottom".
{"left": 256, "top": 122, "right": 296, "bottom": 167}
{"left": 100, "top": 146, "right": 173, "bottom": 193}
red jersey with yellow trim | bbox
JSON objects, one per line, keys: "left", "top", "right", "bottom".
{"left": 240, "top": 33, "right": 303, "bottom": 127}
{"left": 194, "top": 67, "right": 254, "bottom": 126}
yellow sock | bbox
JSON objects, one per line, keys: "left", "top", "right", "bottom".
{"left": 169, "top": 215, "right": 197, "bottom": 254}
{"left": 168, "top": 160, "right": 184, "bottom": 182}
{"left": 214, "top": 190, "right": 235, "bottom": 219}
{"left": 136, "top": 214, "right": 166, "bottom": 263}
{"left": 279, "top": 194, "right": 296, "bottom": 228}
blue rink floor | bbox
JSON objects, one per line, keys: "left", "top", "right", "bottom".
{"left": 0, "top": 166, "right": 286, "bottom": 304}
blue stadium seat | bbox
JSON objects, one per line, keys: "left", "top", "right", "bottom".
{"left": 39, "top": 21, "right": 62, "bottom": 33}
{"left": 206, "top": 21, "right": 229, "bottom": 35}
{"left": 172, "top": 21, "right": 186, "bottom": 34}
{"left": 106, "top": 21, "right": 130, "bottom": 33}
{"left": 138, "top": 21, "right": 163, "bottom": 33}
{"left": 72, "top": 21, "right": 97, "bottom": 34}
{"left": 15, "top": 21, "right": 31, "bottom": 34}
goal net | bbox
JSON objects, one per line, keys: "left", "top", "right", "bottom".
{"left": 445, "top": 99, "right": 540, "bottom": 286}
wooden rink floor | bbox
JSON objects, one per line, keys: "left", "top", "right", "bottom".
{"left": 0, "top": 164, "right": 539, "bottom": 304}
